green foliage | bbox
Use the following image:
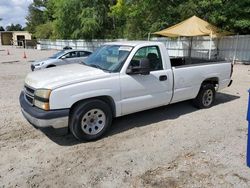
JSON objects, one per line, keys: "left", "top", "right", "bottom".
{"left": 76, "top": 7, "right": 101, "bottom": 39}
{"left": 109, "top": 0, "right": 127, "bottom": 37}
{"left": 0, "top": 18, "right": 4, "bottom": 31}
{"left": 34, "top": 22, "right": 54, "bottom": 39}
{"left": 26, "top": 0, "right": 250, "bottom": 39}
{"left": 52, "top": 0, "right": 112, "bottom": 39}
{"left": 6, "top": 24, "right": 23, "bottom": 31}
{"left": 53, "top": 0, "right": 82, "bottom": 39}
{"left": 177, "top": 0, "right": 250, "bottom": 34}
{"left": 26, "top": 0, "right": 48, "bottom": 33}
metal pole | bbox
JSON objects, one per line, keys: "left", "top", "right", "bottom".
{"left": 209, "top": 33, "right": 212, "bottom": 60}
{"left": 216, "top": 37, "right": 220, "bottom": 60}
{"left": 247, "top": 89, "right": 250, "bottom": 167}
{"left": 147, "top": 33, "right": 151, "bottom": 41}
{"left": 177, "top": 36, "right": 180, "bottom": 57}
{"left": 233, "top": 34, "right": 239, "bottom": 64}
{"left": 188, "top": 37, "right": 193, "bottom": 58}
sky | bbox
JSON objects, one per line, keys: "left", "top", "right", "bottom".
{"left": 0, "top": 0, "right": 33, "bottom": 28}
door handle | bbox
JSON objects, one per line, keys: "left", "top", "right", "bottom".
{"left": 159, "top": 75, "right": 167, "bottom": 81}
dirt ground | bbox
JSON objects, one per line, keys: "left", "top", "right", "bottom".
{"left": 0, "top": 46, "right": 250, "bottom": 188}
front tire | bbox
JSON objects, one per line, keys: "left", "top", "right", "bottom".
{"left": 193, "top": 84, "right": 215, "bottom": 109}
{"left": 69, "top": 99, "right": 112, "bottom": 141}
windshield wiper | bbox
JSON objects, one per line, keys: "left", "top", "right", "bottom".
{"left": 89, "top": 64, "right": 103, "bottom": 70}
{"left": 82, "top": 62, "right": 111, "bottom": 73}
{"left": 90, "top": 64, "right": 112, "bottom": 72}
{"left": 82, "top": 61, "right": 87, "bottom": 66}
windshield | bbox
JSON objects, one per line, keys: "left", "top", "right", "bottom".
{"left": 49, "top": 50, "right": 65, "bottom": 59}
{"left": 84, "top": 45, "right": 133, "bottom": 72}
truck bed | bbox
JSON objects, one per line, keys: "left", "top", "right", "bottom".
{"left": 170, "top": 60, "right": 232, "bottom": 104}
{"left": 170, "top": 57, "right": 226, "bottom": 67}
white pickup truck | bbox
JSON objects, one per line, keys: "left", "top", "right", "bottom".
{"left": 20, "top": 41, "right": 233, "bottom": 141}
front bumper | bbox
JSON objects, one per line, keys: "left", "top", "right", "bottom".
{"left": 19, "top": 92, "right": 69, "bottom": 129}
{"left": 31, "top": 64, "right": 42, "bottom": 71}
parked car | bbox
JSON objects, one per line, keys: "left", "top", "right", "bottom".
{"left": 63, "top": 46, "right": 72, "bottom": 50}
{"left": 20, "top": 41, "right": 233, "bottom": 141}
{"left": 31, "top": 49, "right": 92, "bottom": 71}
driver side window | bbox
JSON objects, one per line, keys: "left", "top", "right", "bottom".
{"left": 130, "top": 46, "right": 163, "bottom": 71}
{"left": 63, "top": 51, "right": 77, "bottom": 59}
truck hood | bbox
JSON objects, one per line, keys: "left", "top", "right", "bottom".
{"left": 25, "top": 64, "right": 111, "bottom": 89}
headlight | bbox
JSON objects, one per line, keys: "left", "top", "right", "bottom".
{"left": 34, "top": 89, "right": 51, "bottom": 110}
{"left": 35, "top": 62, "right": 44, "bottom": 66}
{"left": 35, "top": 89, "right": 51, "bottom": 99}
{"left": 34, "top": 100, "right": 50, "bottom": 111}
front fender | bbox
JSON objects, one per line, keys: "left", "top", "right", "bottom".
{"left": 49, "top": 76, "right": 121, "bottom": 116}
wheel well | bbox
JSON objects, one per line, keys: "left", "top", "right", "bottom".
{"left": 69, "top": 96, "right": 116, "bottom": 117}
{"left": 201, "top": 77, "right": 219, "bottom": 88}
{"left": 46, "top": 64, "right": 56, "bottom": 68}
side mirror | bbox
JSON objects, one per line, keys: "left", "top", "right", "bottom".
{"left": 61, "top": 56, "right": 66, "bottom": 59}
{"left": 127, "top": 58, "right": 150, "bottom": 75}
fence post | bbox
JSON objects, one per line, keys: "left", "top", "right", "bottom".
{"left": 147, "top": 33, "right": 151, "bottom": 41}
{"left": 208, "top": 33, "right": 212, "bottom": 60}
{"left": 233, "top": 34, "right": 239, "bottom": 64}
{"left": 247, "top": 89, "right": 250, "bottom": 167}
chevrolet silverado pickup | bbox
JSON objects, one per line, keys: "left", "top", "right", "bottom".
{"left": 20, "top": 41, "right": 233, "bottom": 141}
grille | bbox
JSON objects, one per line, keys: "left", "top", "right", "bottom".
{"left": 24, "top": 85, "right": 35, "bottom": 105}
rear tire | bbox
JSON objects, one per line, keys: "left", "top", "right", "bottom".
{"left": 69, "top": 99, "right": 112, "bottom": 141}
{"left": 193, "top": 84, "right": 215, "bottom": 109}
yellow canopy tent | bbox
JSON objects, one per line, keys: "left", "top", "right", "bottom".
{"left": 153, "top": 15, "right": 232, "bottom": 59}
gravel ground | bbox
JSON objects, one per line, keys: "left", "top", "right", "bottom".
{"left": 0, "top": 46, "right": 250, "bottom": 188}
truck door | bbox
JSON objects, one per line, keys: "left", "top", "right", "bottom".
{"left": 120, "top": 46, "right": 173, "bottom": 115}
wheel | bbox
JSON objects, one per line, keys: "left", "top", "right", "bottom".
{"left": 193, "top": 84, "right": 215, "bottom": 109}
{"left": 69, "top": 99, "right": 112, "bottom": 141}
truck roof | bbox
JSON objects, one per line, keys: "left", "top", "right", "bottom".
{"left": 105, "top": 41, "right": 163, "bottom": 47}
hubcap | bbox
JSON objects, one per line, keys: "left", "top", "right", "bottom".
{"left": 202, "top": 89, "right": 213, "bottom": 106}
{"left": 81, "top": 109, "right": 106, "bottom": 135}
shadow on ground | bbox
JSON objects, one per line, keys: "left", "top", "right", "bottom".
{"left": 42, "top": 92, "right": 240, "bottom": 146}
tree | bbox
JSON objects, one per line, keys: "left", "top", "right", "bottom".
{"left": 177, "top": 0, "right": 250, "bottom": 34}
{"left": 53, "top": 0, "right": 84, "bottom": 39}
{"left": 53, "top": 0, "right": 113, "bottom": 39}
{"left": 35, "top": 22, "right": 54, "bottom": 39}
{"left": 25, "top": 0, "right": 250, "bottom": 39}
{"left": 111, "top": 0, "right": 182, "bottom": 39}
{"left": 109, "top": 0, "right": 128, "bottom": 38}
{"left": 26, "top": 0, "right": 48, "bottom": 34}
{"left": 0, "top": 18, "right": 4, "bottom": 31}
{"left": 217, "top": 0, "right": 250, "bottom": 34}
{"left": 6, "top": 24, "right": 23, "bottom": 31}
{"left": 76, "top": 7, "right": 101, "bottom": 39}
